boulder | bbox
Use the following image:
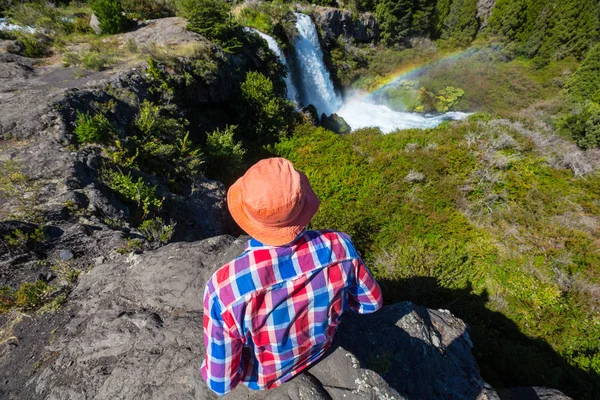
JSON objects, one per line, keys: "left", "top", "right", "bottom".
{"left": 89, "top": 12, "right": 102, "bottom": 35}
{"left": 321, "top": 112, "right": 351, "bottom": 134}
{"left": 0, "top": 235, "right": 502, "bottom": 399}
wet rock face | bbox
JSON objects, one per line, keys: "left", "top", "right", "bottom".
{"left": 477, "top": 0, "right": 496, "bottom": 29}
{"left": 312, "top": 7, "right": 379, "bottom": 45}
{"left": 4, "top": 235, "right": 498, "bottom": 400}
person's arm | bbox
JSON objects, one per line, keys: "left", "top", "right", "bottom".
{"left": 348, "top": 258, "right": 383, "bottom": 314}
{"left": 201, "top": 290, "right": 244, "bottom": 395}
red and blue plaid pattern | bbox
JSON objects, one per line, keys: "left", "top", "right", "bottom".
{"left": 201, "top": 230, "right": 383, "bottom": 395}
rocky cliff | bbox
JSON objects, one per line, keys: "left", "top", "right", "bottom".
{"left": 311, "top": 7, "right": 378, "bottom": 46}
{"left": 2, "top": 235, "right": 501, "bottom": 400}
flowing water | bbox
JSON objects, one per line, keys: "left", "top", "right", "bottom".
{"left": 290, "top": 13, "right": 469, "bottom": 133}
{"left": 0, "top": 18, "right": 35, "bottom": 33}
{"left": 293, "top": 13, "right": 342, "bottom": 116}
{"left": 248, "top": 28, "right": 299, "bottom": 103}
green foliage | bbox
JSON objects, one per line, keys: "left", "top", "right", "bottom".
{"left": 375, "top": 0, "right": 414, "bottom": 46}
{"left": 115, "top": 238, "right": 144, "bottom": 254}
{"left": 74, "top": 111, "right": 115, "bottom": 144}
{"left": 239, "top": 71, "right": 294, "bottom": 147}
{"left": 0, "top": 286, "right": 15, "bottom": 313}
{"left": 138, "top": 217, "right": 175, "bottom": 244}
{"left": 0, "top": 160, "right": 41, "bottom": 222}
{"left": 14, "top": 280, "right": 52, "bottom": 311}
{"left": 438, "top": 0, "right": 479, "bottom": 46}
{"left": 238, "top": 7, "right": 273, "bottom": 34}
{"left": 121, "top": 0, "right": 176, "bottom": 20}
{"left": 7, "top": 1, "right": 73, "bottom": 34}
{"left": 236, "top": 0, "right": 294, "bottom": 37}
{"left": 488, "top": 0, "right": 599, "bottom": 62}
{"left": 566, "top": 44, "right": 600, "bottom": 103}
{"left": 12, "top": 32, "right": 52, "bottom": 58}
{"left": 3, "top": 228, "right": 44, "bottom": 252}
{"left": 274, "top": 119, "right": 600, "bottom": 396}
{"left": 203, "top": 125, "right": 246, "bottom": 183}
{"left": 558, "top": 102, "right": 600, "bottom": 150}
{"left": 90, "top": 0, "right": 129, "bottom": 34}
{"left": 101, "top": 168, "right": 163, "bottom": 220}
{"left": 179, "top": 0, "right": 243, "bottom": 52}
{"left": 50, "top": 261, "right": 80, "bottom": 286}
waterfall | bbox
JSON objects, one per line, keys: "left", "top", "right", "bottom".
{"left": 244, "top": 15, "right": 469, "bottom": 133}
{"left": 293, "top": 13, "right": 342, "bottom": 116}
{"left": 248, "top": 28, "right": 299, "bottom": 103}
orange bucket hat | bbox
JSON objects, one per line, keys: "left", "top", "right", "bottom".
{"left": 227, "top": 157, "right": 320, "bottom": 246}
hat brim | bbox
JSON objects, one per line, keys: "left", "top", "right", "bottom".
{"left": 227, "top": 171, "right": 320, "bottom": 246}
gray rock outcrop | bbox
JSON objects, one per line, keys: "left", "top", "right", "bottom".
{"left": 0, "top": 235, "right": 502, "bottom": 399}
{"left": 477, "top": 0, "right": 496, "bottom": 29}
{"left": 312, "top": 7, "right": 378, "bottom": 45}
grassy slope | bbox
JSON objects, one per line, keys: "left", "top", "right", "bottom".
{"left": 275, "top": 113, "right": 600, "bottom": 396}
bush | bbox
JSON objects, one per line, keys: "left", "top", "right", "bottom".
{"left": 121, "top": 0, "right": 176, "bottom": 20}
{"left": 239, "top": 71, "right": 294, "bottom": 146}
{"left": 203, "top": 125, "right": 246, "bottom": 183}
{"left": 101, "top": 168, "right": 163, "bottom": 219}
{"left": 90, "top": 0, "right": 129, "bottom": 34}
{"left": 14, "top": 280, "right": 52, "bottom": 311}
{"left": 566, "top": 44, "right": 600, "bottom": 103}
{"left": 138, "top": 217, "right": 175, "bottom": 244}
{"left": 12, "top": 32, "right": 52, "bottom": 58}
{"left": 558, "top": 102, "right": 600, "bottom": 150}
{"left": 179, "top": 0, "right": 243, "bottom": 52}
{"left": 0, "top": 160, "right": 41, "bottom": 222}
{"left": 74, "top": 111, "right": 115, "bottom": 144}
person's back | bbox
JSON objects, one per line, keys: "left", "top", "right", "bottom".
{"left": 201, "top": 158, "right": 382, "bottom": 395}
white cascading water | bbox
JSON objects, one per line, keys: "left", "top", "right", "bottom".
{"left": 294, "top": 13, "right": 342, "bottom": 116}
{"left": 289, "top": 13, "right": 469, "bottom": 133}
{"left": 248, "top": 28, "right": 299, "bottom": 103}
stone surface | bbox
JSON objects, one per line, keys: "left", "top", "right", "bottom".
{"left": 0, "top": 235, "right": 501, "bottom": 399}
{"left": 477, "top": 0, "right": 496, "bottom": 29}
{"left": 312, "top": 7, "right": 379, "bottom": 45}
{"left": 511, "top": 387, "right": 573, "bottom": 400}
{"left": 89, "top": 12, "right": 101, "bottom": 35}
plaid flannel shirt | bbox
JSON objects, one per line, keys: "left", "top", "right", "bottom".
{"left": 201, "top": 229, "right": 383, "bottom": 395}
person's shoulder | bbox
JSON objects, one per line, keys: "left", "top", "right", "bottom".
{"left": 205, "top": 251, "right": 252, "bottom": 303}
{"left": 305, "top": 229, "right": 359, "bottom": 257}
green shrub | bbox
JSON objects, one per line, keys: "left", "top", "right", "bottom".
{"left": 179, "top": 0, "right": 243, "bottom": 52}
{"left": 101, "top": 168, "right": 163, "bottom": 219}
{"left": 0, "top": 286, "right": 15, "bottom": 313}
{"left": 12, "top": 32, "right": 52, "bottom": 58}
{"left": 121, "top": 0, "right": 176, "bottom": 20}
{"left": 138, "top": 217, "right": 175, "bottom": 244}
{"left": 239, "top": 71, "right": 294, "bottom": 146}
{"left": 15, "top": 280, "right": 52, "bottom": 311}
{"left": 74, "top": 111, "right": 115, "bottom": 144}
{"left": 566, "top": 44, "right": 600, "bottom": 103}
{"left": 557, "top": 102, "right": 600, "bottom": 150}
{"left": 203, "top": 125, "right": 246, "bottom": 183}
{"left": 3, "top": 227, "right": 44, "bottom": 253}
{"left": 90, "top": 0, "right": 129, "bottom": 34}
{"left": 0, "top": 160, "right": 42, "bottom": 222}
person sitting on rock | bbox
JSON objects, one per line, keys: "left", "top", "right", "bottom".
{"left": 201, "top": 157, "right": 383, "bottom": 395}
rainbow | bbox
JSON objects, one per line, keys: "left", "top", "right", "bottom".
{"left": 365, "top": 47, "right": 478, "bottom": 97}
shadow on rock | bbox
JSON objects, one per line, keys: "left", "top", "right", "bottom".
{"left": 372, "top": 277, "right": 600, "bottom": 400}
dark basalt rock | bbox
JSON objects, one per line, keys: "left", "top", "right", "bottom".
{"left": 0, "top": 235, "right": 501, "bottom": 400}
{"left": 311, "top": 7, "right": 378, "bottom": 45}
{"left": 321, "top": 112, "right": 351, "bottom": 134}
